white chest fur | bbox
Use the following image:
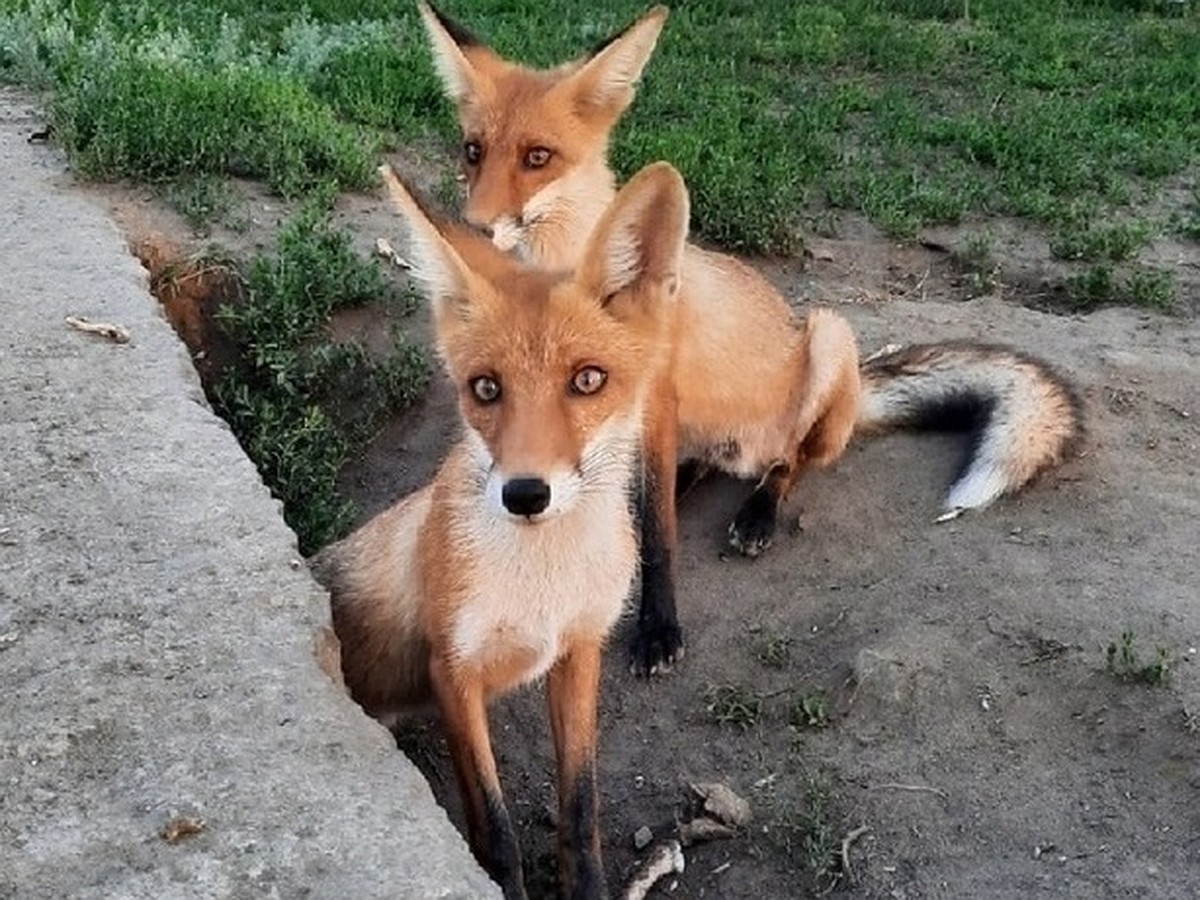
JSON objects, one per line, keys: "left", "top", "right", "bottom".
{"left": 449, "top": 486, "right": 638, "bottom": 684}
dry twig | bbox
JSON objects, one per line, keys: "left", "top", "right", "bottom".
{"left": 65, "top": 315, "right": 130, "bottom": 344}
{"left": 869, "top": 782, "right": 949, "bottom": 800}
{"left": 840, "top": 825, "right": 871, "bottom": 882}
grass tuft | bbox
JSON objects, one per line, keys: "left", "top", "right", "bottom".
{"left": 757, "top": 635, "right": 795, "bottom": 670}
{"left": 958, "top": 230, "right": 999, "bottom": 294}
{"left": 52, "top": 53, "right": 373, "bottom": 196}
{"left": 702, "top": 683, "right": 763, "bottom": 731}
{"left": 1050, "top": 220, "right": 1154, "bottom": 263}
{"left": 162, "top": 173, "right": 237, "bottom": 234}
{"left": 1064, "top": 264, "right": 1117, "bottom": 311}
{"left": 1124, "top": 267, "right": 1176, "bottom": 311}
{"left": 769, "top": 771, "right": 842, "bottom": 888}
{"left": 213, "top": 207, "right": 428, "bottom": 553}
{"left": 1062, "top": 264, "right": 1176, "bottom": 313}
{"left": 789, "top": 692, "right": 831, "bottom": 730}
{"left": 1106, "top": 630, "right": 1172, "bottom": 687}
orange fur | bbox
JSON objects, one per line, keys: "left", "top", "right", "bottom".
{"left": 417, "top": 5, "right": 1081, "bottom": 580}
{"left": 313, "top": 160, "right": 690, "bottom": 899}
{"left": 418, "top": 3, "right": 860, "bottom": 529}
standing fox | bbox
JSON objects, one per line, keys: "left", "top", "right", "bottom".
{"left": 418, "top": 3, "right": 1083, "bottom": 675}
{"left": 313, "top": 161, "right": 690, "bottom": 900}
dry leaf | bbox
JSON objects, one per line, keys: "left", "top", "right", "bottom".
{"left": 160, "top": 816, "right": 205, "bottom": 844}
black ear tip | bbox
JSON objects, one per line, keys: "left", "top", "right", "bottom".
{"left": 588, "top": 7, "right": 667, "bottom": 59}
{"left": 425, "top": 3, "right": 481, "bottom": 48}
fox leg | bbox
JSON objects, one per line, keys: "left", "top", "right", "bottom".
{"left": 728, "top": 459, "right": 795, "bottom": 557}
{"left": 548, "top": 638, "right": 608, "bottom": 900}
{"left": 630, "top": 383, "right": 684, "bottom": 676}
{"left": 430, "top": 655, "right": 528, "bottom": 900}
{"left": 729, "top": 310, "right": 861, "bottom": 557}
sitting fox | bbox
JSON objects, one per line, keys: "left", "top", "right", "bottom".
{"left": 417, "top": 3, "right": 1084, "bottom": 676}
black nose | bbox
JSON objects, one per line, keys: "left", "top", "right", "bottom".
{"left": 502, "top": 477, "right": 551, "bottom": 517}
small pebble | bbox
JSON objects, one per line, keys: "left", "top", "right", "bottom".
{"left": 634, "top": 825, "right": 654, "bottom": 850}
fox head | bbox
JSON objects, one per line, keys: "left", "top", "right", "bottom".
{"left": 418, "top": 3, "right": 668, "bottom": 268}
{"left": 379, "top": 161, "right": 687, "bottom": 523}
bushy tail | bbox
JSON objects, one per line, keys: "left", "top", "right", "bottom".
{"left": 856, "top": 342, "right": 1084, "bottom": 511}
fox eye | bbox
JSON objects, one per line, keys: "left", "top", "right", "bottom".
{"left": 570, "top": 366, "right": 607, "bottom": 396}
{"left": 464, "top": 141, "right": 483, "bottom": 166}
{"left": 470, "top": 375, "right": 501, "bottom": 404}
{"left": 524, "top": 147, "right": 552, "bottom": 169}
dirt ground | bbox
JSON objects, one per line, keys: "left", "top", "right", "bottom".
{"left": 80, "top": 167, "right": 1200, "bottom": 899}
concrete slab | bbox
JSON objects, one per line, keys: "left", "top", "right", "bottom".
{"left": 0, "top": 88, "right": 500, "bottom": 900}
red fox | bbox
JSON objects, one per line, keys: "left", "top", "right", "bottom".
{"left": 312, "top": 161, "right": 690, "bottom": 900}
{"left": 417, "top": 3, "right": 1084, "bottom": 675}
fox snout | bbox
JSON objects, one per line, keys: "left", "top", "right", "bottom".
{"left": 501, "top": 476, "right": 551, "bottom": 517}
{"left": 485, "top": 467, "right": 582, "bottom": 522}
{"left": 468, "top": 211, "right": 523, "bottom": 253}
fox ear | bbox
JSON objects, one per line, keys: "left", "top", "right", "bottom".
{"left": 378, "top": 164, "right": 480, "bottom": 322}
{"left": 560, "top": 6, "right": 668, "bottom": 122}
{"left": 578, "top": 161, "right": 689, "bottom": 312}
{"left": 417, "top": 3, "right": 498, "bottom": 106}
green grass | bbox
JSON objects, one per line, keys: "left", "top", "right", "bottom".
{"left": 702, "top": 683, "right": 763, "bottom": 731}
{"left": 212, "top": 206, "right": 429, "bottom": 553}
{"left": 789, "top": 692, "right": 831, "bottom": 730}
{"left": 958, "top": 230, "right": 999, "bottom": 294}
{"left": 162, "top": 174, "right": 240, "bottom": 234}
{"left": 1105, "top": 629, "right": 1172, "bottom": 686}
{"left": 54, "top": 54, "right": 373, "bottom": 196}
{"left": 1176, "top": 186, "right": 1200, "bottom": 240}
{"left": 1050, "top": 219, "right": 1155, "bottom": 263}
{"left": 757, "top": 634, "right": 795, "bottom": 670}
{"left": 768, "top": 771, "right": 842, "bottom": 889}
{"left": 1124, "top": 267, "right": 1176, "bottom": 310}
{"left": 3, "top": 0, "right": 1197, "bottom": 259}
{"left": 615, "top": 0, "right": 1200, "bottom": 249}
{"left": 1062, "top": 263, "right": 1176, "bottom": 312}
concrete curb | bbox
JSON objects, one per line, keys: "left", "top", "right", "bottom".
{"left": 0, "top": 88, "right": 500, "bottom": 900}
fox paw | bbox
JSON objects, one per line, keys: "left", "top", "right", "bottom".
{"left": 629, "top": 622, "right": 685, "bottom": 677}
{"left": 729, "top": 492, "right": 778, "bottom": 558}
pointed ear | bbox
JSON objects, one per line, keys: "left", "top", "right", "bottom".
{"left": 378, "top": 164, "right": 481, "bottom": 322}
{"left": 417, "top": 2, "right": 497, "bottom": 106}
{"left": 558, "top": 5, "right": 668, "bottom": 122}
{"left": 578, "top": 161, "right": 689, "bottom": 312}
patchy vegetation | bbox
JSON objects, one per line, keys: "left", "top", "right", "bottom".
{"left": 1106, "top": 629, "right": 1173, "bottom": 687}
{"left": 766, "top": 771, "right": 844, "bottom": 891}
{"left": 2, "top": 0, "right": 1196, "bottom": 259}
{"left": 789, "top": 692, "right": 831, "bottom": 731}
{"left": 1062, "top": 264, "right": 1176, "bottom": 312}
{"left": 211, "top": 206, "right": 428, "bottom": 553}
{"left": 703, "top": 683, "right": 764, "bottom": 731}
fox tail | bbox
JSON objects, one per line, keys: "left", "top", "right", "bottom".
{"left": 856, "top": 342, "right": 1084, "bottom": 511}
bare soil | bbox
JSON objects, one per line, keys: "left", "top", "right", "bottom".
{"left": 81, "top": 169, "right": 1200, "bottom": 900}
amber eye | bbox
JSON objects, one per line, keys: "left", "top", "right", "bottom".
{"left": 470, "top": 375, "right": 501, "bottom": 404}
{"left": 464, "top": 141, "right": 483, "bottom": 166}
{"left": 570, "top": 366, "right": 607, "bottom": 396}
{"left": 524, "top": 147, "right": 552, "bottom": 169}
